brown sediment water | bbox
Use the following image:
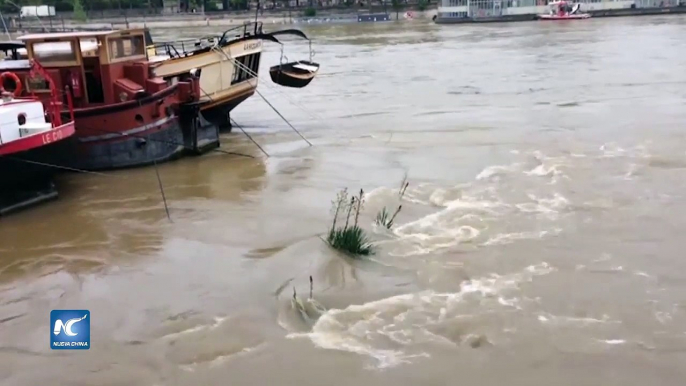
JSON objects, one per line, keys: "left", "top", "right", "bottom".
{"left": 1, "top": 16, "right": 686, "bottom": 385}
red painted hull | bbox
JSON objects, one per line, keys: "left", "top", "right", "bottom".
{"left": 0, "top": 122, "right": 76, "bottom": 209}
{"left": 42, "top": 87, "right": 221, "bottom": 171}
{"left": 52, "top": 85, "right": 218, "bottom": 171}
{"left": 0, "top": 121, "right": 75, "bottom": 156}
{"left": 6, "top": 65, "right": 219, "bottom": 172}
{"left": 538, "top": 14, "right": 591, "bottom": 20}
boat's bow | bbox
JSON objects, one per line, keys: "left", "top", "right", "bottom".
{"left": 0, "top": 118, "right": 75, "bottom": 156}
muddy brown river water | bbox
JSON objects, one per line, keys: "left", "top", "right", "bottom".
{"left": 2, "top": 16, "right": 686, "bottom": 385}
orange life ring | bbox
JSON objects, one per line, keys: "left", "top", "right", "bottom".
{"left": 0, "top": 71, "right": 22, "bottom": 97}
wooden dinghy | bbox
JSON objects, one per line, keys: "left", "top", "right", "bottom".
{"left": 263, "top": 29, "right": 320, "bottom": 89}
{"left": 269, "top": 60, "right": 319, "bottom": 88}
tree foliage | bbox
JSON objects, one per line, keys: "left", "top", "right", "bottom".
{"left": 391, "top": 0, "right": 401, "bottom": 19}
{"left": 72, "top": 0, "right": 86, "bottom": 20}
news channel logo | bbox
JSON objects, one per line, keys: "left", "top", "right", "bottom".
{"left": 50, "top": 310, "right": 90, "bottom": 350}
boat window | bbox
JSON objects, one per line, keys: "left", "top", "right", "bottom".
{"left": 232, "top": 53, "right": 260, "bottom": 84}
{"left": 80, "top": 38, "right": 99, "bottom": 58}
{"left": 108, "top": 35, "right": 145, "bottom": 61}
{"left": 32, "top": 41, "right": 77, "bottom": 64}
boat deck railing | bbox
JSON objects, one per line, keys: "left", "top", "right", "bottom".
{"left": 149, "top": 21, "right": 264, "bottom": 59}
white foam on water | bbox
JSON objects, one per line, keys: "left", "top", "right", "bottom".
{"left": 537, "top": 312, "right": 620, "bottom": 326}
{"left": 600, "top": 143, "right": 628, "bottom": 158}
{"left": 364, "top": 186, "right": 404, "bottom": 213}
{"left": 599, "top": 142, "right": 650, "bottom": 159}
{"left": 598, "top": 339, "right": 626, "bottom": 345}
{"left": 654, "top": 311, "right": 673, "bottom": 325}
{"left": 289, "top": 263, "right": 555, "bottom": 369}
{"left": 178, "top": 344, "right": 263, "bottom": 372}
{"left": 624, "top": 163, "right": 640, "bottom": 180}
{"left": 516, "top": 193, "right": 569, "bottom": 220}
{"left": 476, "top": 163, "right": 521, "bottom": 181}
{"left": 373, "top": 164, "right": 571, "bottom": 255}
{"left": 390, "top": 209, "right": 485, "bottom": 254}
{"left": 160, "top": 316, "right": 228, "bottom": 341}
{"left": 381, "top": 184, "right": 510, "bottom": 254}
{"left": 524, "top": 163, "right": 570, "bottom": 184}
{"left": 482, "top": 228, "right": 562, "bottom": 246}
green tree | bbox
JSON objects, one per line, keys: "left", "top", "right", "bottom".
{"left": 72, "top": 0, "right": 87, "bottom": 21}
{"left": 391, "top": 0, "right": 401, "bottom": 19}
{"left": 230, "top": 0, "right": 247, "bottom": 9}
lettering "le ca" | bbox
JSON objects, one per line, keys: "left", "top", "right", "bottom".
{"left": 43, "top": 129, "right": 63, "bottom": 144}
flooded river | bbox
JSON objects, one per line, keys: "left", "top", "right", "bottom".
{"left": 2, "top": 16, "right": 686, "bottom": 385}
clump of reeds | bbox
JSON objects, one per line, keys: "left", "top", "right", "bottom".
{"left": 291, "top": 276, "right": 327, "bottom": 323}
{"left": 327, "top": 188, "right": 374, "bottom": 256}
{"left": 375, "top": 177, "right": 409, "bottom": 230}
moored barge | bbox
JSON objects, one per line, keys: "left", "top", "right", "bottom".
{"left": 2, "top": 29, "right": 217, "bottom": 171}
{"left": 0, "top": 59, "right": 76, "bottom": 215}
{"left": 146, "top": 22, "right": 318, "bottom": 132}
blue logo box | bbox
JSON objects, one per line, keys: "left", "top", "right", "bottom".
{"left": 50, "top": 310, "right": 90, "bottom": 350}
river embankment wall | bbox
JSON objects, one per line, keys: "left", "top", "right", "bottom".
{"left": 6, "top": 6, "right": 438, "bottom": 31}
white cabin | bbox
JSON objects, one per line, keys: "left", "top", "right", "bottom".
{"left": 0, "top": 98, "right": 52, "bottom": 145}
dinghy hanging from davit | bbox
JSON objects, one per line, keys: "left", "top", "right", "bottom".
{"left": 268, "top": 29, "right": 320, "bottom": 89}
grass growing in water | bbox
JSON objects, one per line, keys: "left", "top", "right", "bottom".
{"left": 327, "top": 188, "right": 374, "bottom": 256}
{"left": 375, "top": 178, "right": 409, "bottom": 230}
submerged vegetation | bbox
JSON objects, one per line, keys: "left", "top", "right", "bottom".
{"left": 291, "top": 276, "right": 327, "bottom": 324}
{"left": 374, "top": 178, "right": 409, "bottom": 230}
{"left": 327, "top": 188, "right": 374, "bottom": 256}
{"left": 326, "top": 178, "right": 410, "bottom": 256}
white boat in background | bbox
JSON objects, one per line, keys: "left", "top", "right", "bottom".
{"left": 539, "top": 1, "right": 591, "bottom": 20}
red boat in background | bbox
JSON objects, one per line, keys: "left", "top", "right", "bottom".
{"left": 0, "top": 59, "right": 76, "bottom": 216}
{"left": 538, "top": 1, "right": 591, "bottom": 20}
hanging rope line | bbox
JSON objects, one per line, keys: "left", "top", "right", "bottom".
{"left": 0, "top": 154, "right": 175, "bottom": 221}
{"left": 256, "top": 89, "right": 312, "bottom": 146}
{"left": 195, "top": 80, "right": 270, "bottom": 157}
{"left": 153, "top": 158, "right": 172, "bottom": 222}
{"left": 1, "top": 156, "right": 110, "bottom": 176}
{"left": 230, "top": 117, "right": 270, "bottom": 157}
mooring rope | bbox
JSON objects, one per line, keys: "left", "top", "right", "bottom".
{"left": 0, "top": 153, "right": 174, "bottom": 222}
{"left": 255, "top": 89, "right": 312, "bottom": 146}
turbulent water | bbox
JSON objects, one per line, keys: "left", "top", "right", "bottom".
{"left": 1, "top": 16, "right": 686, "bottom": 385}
